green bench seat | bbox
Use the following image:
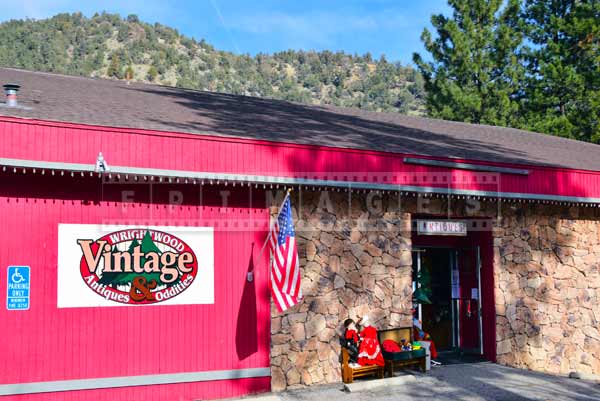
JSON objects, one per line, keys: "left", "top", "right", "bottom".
{"left": 382, "top": 348, "right": 426, "bottom": 361}
{"left": 378, "top": 327, "right": 427, "bottom": 375}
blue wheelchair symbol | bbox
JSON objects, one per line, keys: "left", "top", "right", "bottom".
{"left": 11, "top": 268, "right": 25, "bottom": 284}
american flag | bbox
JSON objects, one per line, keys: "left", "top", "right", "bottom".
{"left": 269, "top": 196, "right": 302, "bottom": 312}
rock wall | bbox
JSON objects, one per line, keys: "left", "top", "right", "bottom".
{"left": 494, "top": 205, "right": 600, "bottom": 376}
{"left": 401, "top": 197, "right": 600, "bottom": 377}
{"left": 269, "top": 191, "right": 600, "bottom": 390}
{"left": 270, "top": 191, "right": 413, "bottom": 390}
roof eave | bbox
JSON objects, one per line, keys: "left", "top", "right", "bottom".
{"left": 2, "top": 157, "right": 600, "bottom": 206}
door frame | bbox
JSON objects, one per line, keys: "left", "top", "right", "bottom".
{"left": 411, "top": 218, "right": 496, "bottom": 362}
{"left": 454, "top": 246, "right": 484, "bottom": 355}
{"left": 412, "top": 245, "right": 484, "bottom": 356}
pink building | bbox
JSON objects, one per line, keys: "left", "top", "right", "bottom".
{"left": 1, "top": 68, "right": 599, "bottom": 400}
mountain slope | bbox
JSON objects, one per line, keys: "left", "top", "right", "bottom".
{"left": 0, "top": 12, "right": 425, "bottom": 114}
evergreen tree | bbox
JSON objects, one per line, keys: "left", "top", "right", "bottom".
{"left": 107, "top": 53, "right": 121, "bottom": 78}
{"left": 98, "top": 232, "right": 167, "bottom": 287}
{"left": 114, "top": 231, "right": 165, "bottom": 286}
{"left": 413, "top": 0, "right": 524, "bottom": 126}
{"left": 147, "top": 65, "right": 158, "bottom": 82}
{"left": 521, "top": 0, "right": 600, "bottom": 142}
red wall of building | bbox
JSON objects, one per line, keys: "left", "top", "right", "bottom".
{"left": 2, "top": 116, "right": 600, "bottom": 200}
{"left": 1, "top": 114, "right": 598, "bottom": 399}
{"left": 0, "top": 173, "right": 271, "bottom": 401}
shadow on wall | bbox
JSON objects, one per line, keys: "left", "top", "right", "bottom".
{"left": 236, "top": 243, "right": 259, "bottom": 360}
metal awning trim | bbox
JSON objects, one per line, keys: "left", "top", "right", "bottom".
{"left": 0, "top": 158, "right": 97, "bottom": 172}
{"left": 404, "top": 157, "right": 530, "bottom": 175}
{"left": 1, "top": 157, "right": 599, "bottom": 204}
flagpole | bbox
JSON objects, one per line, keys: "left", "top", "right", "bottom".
{"left": 256, "top": 188, "right": 292, "bottom": 264}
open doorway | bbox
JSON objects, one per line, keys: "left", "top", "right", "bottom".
{"left": 412, "top": 246, "right": 486, "bottom": 364}
{"left": 413, "top": 248, "right": 454, "bottom": 350}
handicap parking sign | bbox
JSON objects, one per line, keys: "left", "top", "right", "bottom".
{"left": 7, "top": 266, "right": 30, "bottom": 310}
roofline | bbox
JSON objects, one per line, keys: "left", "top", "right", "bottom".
{"left": 0, "top": 66, "right": 593, "bottom": 153}
{"left": 3, "top": 115, "right": 600, "bottom": 176}
{"left": 2, "top": 157, "right": 600, "bottom": 205}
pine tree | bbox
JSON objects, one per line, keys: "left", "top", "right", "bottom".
{"left": 113, "top": 231, "right": 164, "bottom": 286}
{"left": 107, "top": 53, "right": 121, "bottom": 78}
{"left": 413, "top": 0, "right": 524, "bottom": 126}
{"left": 98, "top": 232, "right": 167, "bottom": 288}
{"left": 147, "top": 65, "right": 158, "bottom": 82}
{"left": 97, "top": 245, "right": 122, "bottom": 287}
{"left": 521, "top": 0, "right": 600, "bottom": 142}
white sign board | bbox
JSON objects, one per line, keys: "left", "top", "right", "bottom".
{"left": 58, "top": 224, "right": 214, "bottom": 308}
{"left": 417, "top": 220, "right": 467, "bottom": 236}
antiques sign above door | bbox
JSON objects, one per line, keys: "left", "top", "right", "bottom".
{"left": 417, "top": 220, "right": 467, "bottom": 236}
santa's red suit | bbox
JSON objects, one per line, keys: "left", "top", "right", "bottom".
{"left": 357, "top": 325, "right": 385, "bottom": 367}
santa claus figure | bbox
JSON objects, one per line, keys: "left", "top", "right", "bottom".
{"left": 357, "top": 316, "right": 385, "bottom": 367}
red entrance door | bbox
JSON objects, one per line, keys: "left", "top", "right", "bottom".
{"left": 457, "top": 248, "right": 482, "bottom": 353}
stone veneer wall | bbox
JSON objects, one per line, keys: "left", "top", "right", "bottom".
{"left": 270, "top": 192, "right": 414, "bottom": 390}
{"left": 269, "top": 193, "right": 600, "bottom": 391}
{"left": 494, "top": 205, "right": 600, "bottom": 376}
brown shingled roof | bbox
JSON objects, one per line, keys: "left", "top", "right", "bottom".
{"left": 1, "top": 67, "right": 599, "bottom": 171}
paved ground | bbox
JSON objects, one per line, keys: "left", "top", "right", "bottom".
{"left": 244, "top": 362, "right": 600, "bottom": 401}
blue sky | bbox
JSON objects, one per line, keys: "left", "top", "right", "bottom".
{"left": 2, "top": 0, "right": 450, "bottom": 64}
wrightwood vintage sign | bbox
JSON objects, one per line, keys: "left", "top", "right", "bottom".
{"left": 58, "top": 224, "right": 214, "bottom": 307}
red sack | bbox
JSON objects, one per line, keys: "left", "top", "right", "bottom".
{"left": 382, "top": 339, "right": 401, "bottom": 352}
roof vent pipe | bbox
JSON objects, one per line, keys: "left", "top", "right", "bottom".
{"left": 3, "top": 84, "right": 20, "bottom": 107}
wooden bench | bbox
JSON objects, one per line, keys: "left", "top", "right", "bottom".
{"left": 340, "top": 347, "right": 385, "bottom": 383}
{"left": 378, "top": 327, "right": 426, "bottom": 376}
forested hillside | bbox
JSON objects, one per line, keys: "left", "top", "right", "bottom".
{"left": 0, "top": 12, "right": 425, "bottom": 114}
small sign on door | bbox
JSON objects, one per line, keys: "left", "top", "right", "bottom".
{"left": 451, "top": 285, "right": 460, "bottom": 299}
{"left": 471, "top": 288, "right": 479, "bottom": 300}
